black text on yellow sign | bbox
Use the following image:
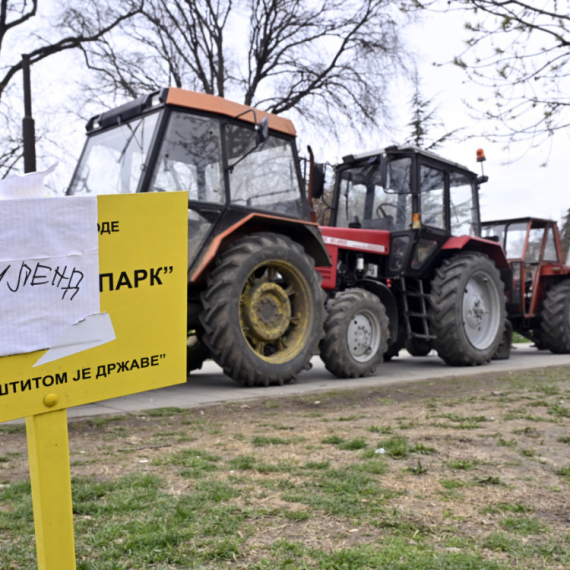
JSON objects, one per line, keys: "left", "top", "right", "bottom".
{"left": 0, "top": 192, "right": 188, "bottom": 423}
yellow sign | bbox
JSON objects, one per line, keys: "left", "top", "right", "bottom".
{"left": 0, "top": 192, "right": 188, "bottom": 423}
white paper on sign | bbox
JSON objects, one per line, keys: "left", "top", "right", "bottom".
{"left": 0, "top": 196, "right": 99, "bottom": 358}
{"left": 0, "top": 163, "right": 58, "bottom": 200}
{"left": 33, "top": 313, "right": 116, "bottom": 367}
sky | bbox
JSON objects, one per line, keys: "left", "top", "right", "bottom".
{"left": 296, "top": 4, "right": 570, "bottom": 225}
{"left": 395, "top": 7, "right": 570, "bottom": 224}
{"left": 12, "top": 2, "right": 570, "bottom": 224}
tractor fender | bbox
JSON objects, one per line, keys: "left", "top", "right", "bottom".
{"left": 439, "top": 235, "right": 511, "bottom": 287}
{"left": 358, "top": 279, "right": 399, "bottom": 344}
{"left": 189, "top": 213, "right": 331, "bottom": 283}
{"left": 441, "top": 236, "right": 509, "bottom": 267}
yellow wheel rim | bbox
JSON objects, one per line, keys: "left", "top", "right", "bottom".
{"left": 239, "top": 260, "right": 311, "bottom": 364}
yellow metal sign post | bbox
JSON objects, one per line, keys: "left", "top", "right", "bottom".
{"left": 0, "top": 192, "right": 188, "bottom": 569}
{"left": 26, "top": 409, "right": 76, "bottom": 568}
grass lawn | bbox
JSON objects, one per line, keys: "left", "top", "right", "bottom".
{"left": 1, "top": 367, "right": 570, "bottom": 569}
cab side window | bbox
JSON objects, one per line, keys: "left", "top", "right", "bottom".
{"left": 150, "top": 112, "right": 224, "bottom": 203}
{"left": 420, "top": 165, "right": 445, "bottom": 230}
{"left": 543, "top": 227, "right": 559, "bottom": 262}
{"left": 450, "top": 171, "right": 476, "bottom": 236}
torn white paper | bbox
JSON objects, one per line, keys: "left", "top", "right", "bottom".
{"left": 34, "top": 313, "right": 115, "bottom": 367}
{"left": 0, "top": 196, "right": 99, "bottom": 358}
{"left": 0, "top": 163, "right": 58, "bottom": 200}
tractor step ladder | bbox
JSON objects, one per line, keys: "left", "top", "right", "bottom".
{"left": 401, "top": 277, "right": 436, "bottom": 340}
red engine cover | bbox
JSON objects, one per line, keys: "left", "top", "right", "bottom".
{"left": 316, "top": 227, "right": 390, "bottom": 289}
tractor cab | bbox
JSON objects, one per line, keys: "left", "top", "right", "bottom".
{"left": 481, "top": 218, "right": 569, "bottom": 319}
{"left": 328, "top": 145, "right": 484, "bottom": 278}
{"left": 67, "top": 87, "right": 327, "bottom": 282}
{"left": 317, "top": 145, "right": 509, "bottom": 373}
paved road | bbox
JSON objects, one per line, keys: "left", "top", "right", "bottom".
{"left": 61, "top": 344, "right": 570, "bottom": 420}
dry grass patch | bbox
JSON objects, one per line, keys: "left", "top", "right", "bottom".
{"left": 1, "top": 367, "right": 570, "bottom": 568}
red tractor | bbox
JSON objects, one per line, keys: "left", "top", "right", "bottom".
{"left": 481, "top": 217, "right": 570, "bottom": 355}
{"left": 314, "top": 145, "right": 511, "bottom": 377}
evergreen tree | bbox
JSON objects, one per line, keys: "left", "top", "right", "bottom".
{"left": 405, "top": 70, "right": 461, "bottom": 151}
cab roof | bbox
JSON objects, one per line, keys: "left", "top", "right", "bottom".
{"left": 86, "top": 87, "right": 296, "bottom": 137}
{"left": 342, "top": 145, "right": 476, "bottom": 178}
{"left": 482, "top": 217, "right": 556, "bottom": 227}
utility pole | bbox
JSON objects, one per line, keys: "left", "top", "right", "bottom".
{"left": 22, "top": 54, "right": 36, "bottom": 173}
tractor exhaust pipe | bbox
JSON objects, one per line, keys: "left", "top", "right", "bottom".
{"left": 22, "top": 53, "right": 36, "bottom": 174}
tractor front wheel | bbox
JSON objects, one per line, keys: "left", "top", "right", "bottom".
{"left": 383, "top": 321, "right": 406, "bottom": 361}
{"left": 320, "top": 289, "right": 389, "bottom": 378}
{"left": 200, "top": 233, "right": 324, "bottom": 386}
{"left": 429, "top": 252, "right": 506, "bottom": 366}
{"left": 538, "top": 280, "right": 570, "bottom": 353}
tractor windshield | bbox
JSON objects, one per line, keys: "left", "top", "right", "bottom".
{"left": 68, "top": 111, "right": 161, "bottom": 195}
{"left": 336, "top": 157, "right": 412, "bottom": 231}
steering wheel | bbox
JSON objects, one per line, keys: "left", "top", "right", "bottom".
{"left": 376, "top": 202, "right": 397, "bottom": 219}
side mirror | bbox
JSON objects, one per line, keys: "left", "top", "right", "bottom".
{"left": 312, "top": 163, "right": 325, "bottom": 199}
{"left": 256, "top": 116, "right": 269, "bottom": 145}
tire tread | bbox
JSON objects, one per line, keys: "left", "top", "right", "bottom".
{"left": 429, "top": 252, "right": 506, "bottom": 366}
{"left": 200, "top": 232, "right": 325, "bottom": 386}
{"left": 321, "top": 289, "right": 389, "bottom": 378}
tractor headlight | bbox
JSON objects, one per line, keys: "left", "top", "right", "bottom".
{"left": 389, "top": 235, "right": 410, "bottom": 272}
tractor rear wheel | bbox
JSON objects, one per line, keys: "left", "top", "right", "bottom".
{"left": 405, "top": 337, "right": 432, "bottom": 357}
{"left": 320, "top": 289, "right": 389, "bottom": 378}
{"left": 429, "top": 252, "right": 506, "bottom": 366}
{"left": 200, "top": 233, "right": 324, "bottom": 386}
{"left": 383, "top": 321, "right": 406, "bottom": 361}
{"left": 492, "top": 319, "right": 512, "bottom": 360}
{"left": 538, "top": 280, "right": 570, "bottom": 353}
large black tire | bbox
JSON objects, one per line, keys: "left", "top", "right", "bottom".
{"left": 383, "top": 344, "right": 400, "bottom": 361}
{"left": 492, "top": 319, "right": 512, "bottom": 360}
{"left": 532, "top": 329, "right": 546, "bottom": 350}
{"left": 200, "top": 233, "right": 324, "bottom": 386}
{"left": 187, "top": 334, "right": 210, "bottom": 375}
{"left": 429, "top": 252, "right": 506, "bottom": 366}
{"left": 383, "top": 321, "right": 406, "bottom": 361}
{"left": 538, "top": 280, "right": 570, "bottom": 353}
{"left": 405, "top": 337, "right": 432, "bottom": 357}
{"left": 320, "top": 289, "right": 389, "bottom": 378}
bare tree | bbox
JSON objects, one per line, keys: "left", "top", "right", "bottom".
{"left": 78, "top": 0, "right": 418, "bottom": 134}
{"left": 451, "top": 0, "right": 570, "bottom": 144}
{"left": 0, "top": 0, "right": 142, "bottom": 177}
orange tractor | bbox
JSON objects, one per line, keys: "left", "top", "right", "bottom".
{"left": 67, "top": 87, "right": 330, "bottom": 387}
